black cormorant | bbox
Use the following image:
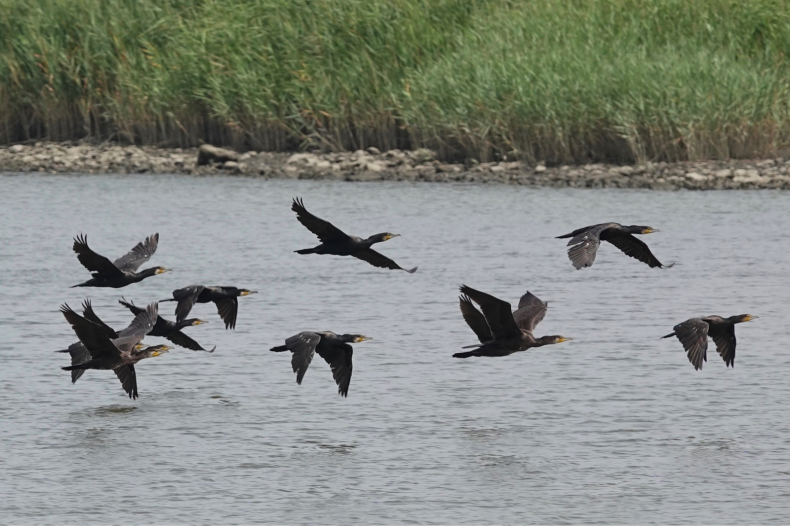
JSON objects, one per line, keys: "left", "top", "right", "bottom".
{"left": 162, "top": 285, "right": 256, "bottom": 330}
{"left": 60, "top": 301, "right": 171, "bottom": 399}
{"left": 291, "top": 198, "right": 417, "bottom": 273}
{"left": 119, "top": 297, "right": 214, "bottom": 352}
{"left": 56, "top": 299, "right": 148, "bottom": 383}
{"left": 71, "top": 233, "right": 170, "bottom": 288}
{"left": 454, "top": 285, "right": 571, "bottom": 358}
{"left": 557, "top": 223, "right": 669, "bottom": 269}
{"left": 270, "top": 331, "right": 371, "bottom": 396}
{"left": 662, "top": 314, "right": 758, "bottom": 370}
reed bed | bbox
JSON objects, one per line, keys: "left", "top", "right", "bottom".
{"left": 2, "top": 0, "right": 790, "bottom": 162}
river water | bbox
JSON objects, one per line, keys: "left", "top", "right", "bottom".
{"left": 1, "top": 173, "right": 789, "bottom": 524}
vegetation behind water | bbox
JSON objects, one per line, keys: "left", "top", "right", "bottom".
{"left": 2, "top": 0, "right": 790, "bottom": 162}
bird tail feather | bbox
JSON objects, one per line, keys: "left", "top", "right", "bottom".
{"left": 270, "top": 345, "right": 290, "bottom": 352}
{"left": 453, "top": 351, "right": 478, "bottom": 358}
{"left": 62, "top": 363, "right": 91, "bottom": 371}
{"left": 295, "top": 248, "right": 317, "bottom": 254}
{"left": 661, "top": 332, "right": 676, "bottom": 339}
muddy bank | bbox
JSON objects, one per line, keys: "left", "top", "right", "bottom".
{"left": 2, "top": 142, "right": 790, "bottom": 190}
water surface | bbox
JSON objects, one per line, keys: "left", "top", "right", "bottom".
{"left": 1, "top": 173, "right": 789, "bottom": 524}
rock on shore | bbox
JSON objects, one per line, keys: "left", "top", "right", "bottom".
{"left": 2, "top": 142, "right": 790, "bottom": 190}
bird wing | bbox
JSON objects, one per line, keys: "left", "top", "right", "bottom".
{"left": 113, "top": 233, "right": 159, "bottom": 272}
{"left": 60, "top": 342, "right": 91, "bottom": 383}
{"left": 513, "top": 292, "right": 547, "bottom": 332}
{"left": 459, "top": 295, "right": 492, "bottom": 343}
{"left": 72, "top": 234, "right": 123, "bottom": 278}
{"left": 81, "top": 299, "right": 118, "bottom": 338}
{"left": 605, "top": 232, "right": 664, "bottom": 268}
{"left": 60, "top": 304, "right": 121, "bottom": 360}
{"left": 215, "top": 297, "right": 238, "bottom": 330}
{"left": 316, "top": 342, "right": 353, "bottom": 397}
{"left": 285, "top": 332, "right": 322, "bottom": 385}
{"left": 118, "top": 297, "right": 145, "bottom": 316}
{"left": 291, "top": 198, "right": 351, "bottom": 243}
{"left": 172, "top": 285, "right": 204, "bottom": 323}
{"left": 459, "top": 285, "right": 521, "bottom": 340}
{"left": 707, "top": 323, "right": 737, "bottom": 368}
{"left": 114, "top": 303, "right": 159, "bottom": 352}
{"left": 565, "top": 225, "right": 606, "bottom": 269}
{"left": 165, "top": 330, "right": 211, "bottom": 352}
{"left": 114, "top": 365, "right": 138, "bottom": 399}
{"left": 353, "top": 248, "right": 417, "bottom": 273}
{"left": 672, "top": 318, "right": 709, "bottom": 370}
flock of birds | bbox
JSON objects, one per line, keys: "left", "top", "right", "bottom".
{"left": 57, "top": 198, "right": 758, "bottom": 399}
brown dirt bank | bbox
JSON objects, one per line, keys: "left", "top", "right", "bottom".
{"left": 2, "top": 142, "right": 790, "bottom": 190}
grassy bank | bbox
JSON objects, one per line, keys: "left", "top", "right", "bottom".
{"left": 2, "top": 0, "right": 790, "bottom": 163}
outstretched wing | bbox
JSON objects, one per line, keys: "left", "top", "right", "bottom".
{"left": 215, "top": 297, "right": 238, "bottom": 330}
{"left": 113, "top": 302, "right": 158, "bottom": 352}
{"left": 513, "top": 291, "right": 547, "bottom": 332}
{"left": 284, "top": 332, "right": 322, "bottom": 385}
{"left": 291, "top": 198, "right": 351, "bottom": 243}
{"left": 81, "top": 299, "right": 117, "bottom": 339}
{"left": 57, "top": 342, "right": 91, "bottom": 383}
{"left": 459, "top": 285, "right": 521, "bottom": 340}
{"left": 459, "top": 295, "right": 492, "bottom": 343}
{"left": 353, "top": 248, "right": 417, "bottom": 273}
{"left": 172, "top": 285, "right": 204, "bottom": 323}
{"left": 114, "top": 365, "right": 138, "bottom": 399}
{"left": 72, "top": 234, "right": 123, "bottom": 278}
{"left": 316, "top": 343, "right": 353, "bottom": 397}
{"left": 165, "top": 330, "right": 213, "bottom": 352}
{"left": 672, "top": 318, "right": 709, "bottom": 370}
{"left": 113, "top": 233, "right": 159, "bottom": 272}
{"left": 605, "top": 232, "right": 664, "bottom": 268}
{"left": 118, "top": 297, "right": 145, "bottom": 316}
{"left": 60, "top": 304, "right": 120, "bottom": 360}
{"left": 564, "top": 225, "right": 607, "bottom": 269}
{"left": 707, "top": 323, "right": 737, "bottom": 368}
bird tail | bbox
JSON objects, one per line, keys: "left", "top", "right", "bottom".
{"left": 453, "top": 351, "right": 478, "bottom": 358}
{"left": 270, "top": 345, "right": 290, "bottom": 352}
{"left": 661, "top": 331, "right": 676, "bottom": 339}
{"left": 555, "top": 233, "right": 573, "bottom": 239}
{"left": 295, "top": 248, "right": 317, "bottom": 254}
{"left": 70, "top": 283, "right": 86, "bottom": 288}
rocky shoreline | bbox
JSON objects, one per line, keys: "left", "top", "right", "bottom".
{"left": 2, "top": 141, "right": 790, "bottom": 190}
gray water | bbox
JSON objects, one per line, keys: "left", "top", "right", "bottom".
{"left": 1, "top": 173, "right": 789, "bottom": 524}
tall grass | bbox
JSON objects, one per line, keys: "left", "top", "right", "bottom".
{"left": 2, "top": 0, "right": 790, "bottom": 162}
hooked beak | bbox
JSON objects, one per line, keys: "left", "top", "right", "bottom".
{"left": 745, "top": 315, "right": 759, "bottom": 321}
{"left": 385, "top": 234, "right": 401, "bottom": 240}
{"left": 355, "top": 336, "right": 372, "bottom": 343}
{"left": 192, "top": 319, "right": 208, "bottom": 325}
{"left": 642, "top": 228, "right": 659, "bottom": 234}
{"left": 151, "top": 347, "right": 172, "bottom": 357}
{"left": 156, "top": 268, "right": 172, "bottom": 274}
{"left": 557, "top": 337, "right": 573, "bottom": 343}
{"left": 240, "top": 290, "right": 257, "bottom": 296}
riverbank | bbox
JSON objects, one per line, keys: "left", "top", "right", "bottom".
{"left": 2, "top": 142, "right": 789, "bottom": 190}
{"left": 3, "top": 1, "right": 790, "bottom": 163}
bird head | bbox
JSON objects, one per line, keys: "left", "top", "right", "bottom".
{"left": 342, "top": 335, "right": 372, "bottom": 343}
{"left": 366, "top": 233, "right": 400, "bottom": 244}
{"left": 633, "top": 226, "right": 659, "bottom": 234}
{"left": 540, "top": 335, "right": 573, "bottom": 345}
{"left": 146, "top": 344, "right": 172, "bottom": 357}
{"left": 154, "top": 267, "right": 171, "bottom": 275}
{"left": 238, "top": 289, "right": 257, "bottom": 296}
{"left": 188, "top": 319, "right": 209, "bottom": 326}
{"left": 737, "top": 314, "right": 759, "bottom": 323}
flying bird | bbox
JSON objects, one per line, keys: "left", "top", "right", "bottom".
{"left": 119, "top": 297, "right": 214, "bottom": 352}
{"left": 270, "top": 331, "right": 371, "bottom": 397}
{"left": 291, "top": 197, "right": 417, "bottom": 273}
{"left": 454, "top": 285, "right": 571, "bottom": 358}
{"left": 71, "top": 233, "right": 170, "bottom": 287}
{"left": 662, "top": 314, "right": 758, "bottom": 370}
{"left": 60, "top": 301, "right": 171, "bottom": 399}
{"left": 162, "top": 285, "right": 256, "bottom": 330}
{"left": 556, "top": 223, "right": 669, "bottom": 269}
